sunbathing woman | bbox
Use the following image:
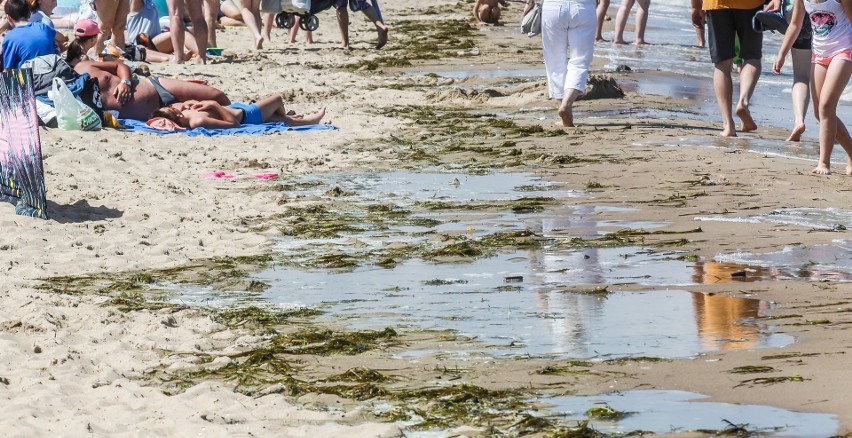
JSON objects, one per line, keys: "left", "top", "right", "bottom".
{"left": 153, "top": 95, "right": 326, "bottom": 129}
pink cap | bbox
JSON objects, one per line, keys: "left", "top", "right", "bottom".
{"left": 74, "top": 19, "right": 100, "bottom": 37}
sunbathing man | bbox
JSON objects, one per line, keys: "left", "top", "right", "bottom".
{"left": 72, "top": 60, "right": 230, "bottom": 120}
{"left": 153, "top": 95, "right": 326, "bottom": 129}
{"left": 473, "top": 0, "right": 510, "bottom": 24}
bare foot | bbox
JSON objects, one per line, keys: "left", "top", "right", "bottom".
{"left": 634, "top": 39, "right": 647, "bottom": 46}
{"left": 612, "top": 39, "right": 627, "bottom": 45}
{"left": 719, "top": 125, "right": 737, "bottom": 137}
{"left": 255, "top": 36, "right": 264, "bottom": 50}
{"left": 289, "top": 107, "right": 325, "bottom": 126}
{"left": 787, "top": 123, "right": 805, "bottom": 142}
{"left": 595, "top": 36, "right": 609, "bottom": 42}
{"left": 811, "top": 164, "right": 831, "bottom": 175}
{"left": 172, "top": 54, "right": 185, "bottom": 64}
{"left": 557, "top": 105, "right": 573, "bottom": 127}
{"left": 736, "top": 105, "right": 757, "bottom": 131}
{"left": 376, "top": 25, "right": 389, "bottom": 49}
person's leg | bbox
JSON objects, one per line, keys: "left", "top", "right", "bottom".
{"left": 360, "top": 5, "right": 389, "bottom": 49}
{"left": 560, "top": 1, "right": 596, "bottom": 126}
{"left": 814, "top": 59, "right": 852, "bottom": 174}
{"left": 204, "top": 0, "right": 219, "bottom": 47}
{"left": 113, "top": 0, "right": 129, "bottom": 49}
{"left": 159, "top": 77, "right": 230, "bottom": 105}
{"left": 262, "top": 11, "right": 274, "bottom": 41}
{"left": 542, "top": 2, "right": 570, "bottom": 104}
{"left": 256, "top": 95, "right": 285, "bottom": 120}
{"left": 634, "top": 0, "right": 650, "bottom": 45}
{"left": 595, "top": 0, "right": 610, "bottom": 41}
{"left": 167, "top": 0, "right": 187, "bottom": 63}
{"left": 612, "top": 0, "right": 633, "bottom": 44}
{"left": 736, "top": 58, "right": 760, "bottom": 132}
{"left": 713, "top": 59, "right": 736, "bottom": 137}
{"left": 230, "top": 0, "right": 264, "bottom": 48}
{"left": 788, "top": 47, "right": 811, "bottom": 141}
{"left": 94, "top": 0, "right": 119, "bottom": 57}
{"left": 186, "top": 0, "right": 209, "bottom": 63}
{"left": 289, "top": 16, "right": 301, "bottom": 42}
{"left": 733, "top": 7, "right": 762, "bottom": 132}
{"left": 336, "top": 5, "right": 350, "bottom": 49}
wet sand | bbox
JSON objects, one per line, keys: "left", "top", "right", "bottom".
{"left": 2, "top": 0, "right": 852, "bottom": 435}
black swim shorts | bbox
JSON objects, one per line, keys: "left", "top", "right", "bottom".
{"left": 793, "top": 13, "right": 813, "bottom": 50}
{"left": 148, "top": 75, "right": 177, "bottom": 107}
{"left": 706, "top": 6, "right": 763, "bottom": 63}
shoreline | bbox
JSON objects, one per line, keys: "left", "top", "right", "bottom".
{"left": 3, "top": 0, "right": 852, "bottom": 435}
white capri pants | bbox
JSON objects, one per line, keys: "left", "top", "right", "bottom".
{"left": 541, "top": 0, "right": 596, "bottom": 99}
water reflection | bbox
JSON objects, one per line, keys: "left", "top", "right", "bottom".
{"left": 716, "top": 242, "right": 852, "bottom": 282}
{"left": 693, "top": 261, "right": 768, "bottom": 283}
{"left": 543, "top": 390, "right": 838, "bottom": 436}
{"left": 692, "top": 292, "right": 769, "bottom": 351}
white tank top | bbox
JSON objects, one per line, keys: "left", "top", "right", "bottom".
{"left": 805, "top": 0, "right": 852, "bottom": 57}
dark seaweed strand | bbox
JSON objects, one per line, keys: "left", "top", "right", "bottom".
{"left": 0, "top": 69, "right": 47, "bottom": 219}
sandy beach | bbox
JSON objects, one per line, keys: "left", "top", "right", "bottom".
{"left": 2, "top": 0, "right": 852, "bottom": 435}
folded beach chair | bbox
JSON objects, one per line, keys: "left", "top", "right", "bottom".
{"left": 0, "top": 69, "right": 48, "bottom": 219}
{"left": 271, "top": 0, "right": 338, "bottom": 31}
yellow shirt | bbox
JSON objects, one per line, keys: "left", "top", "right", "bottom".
{"left": 703, "top": 0, "right": 764, "bottom": 11}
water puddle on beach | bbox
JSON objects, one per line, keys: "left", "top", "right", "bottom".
{"left": 166, "top": 170, "right": 798, "bottom": 359}
{"left": 539, "top": 390, "right": 839, "bottom": 436}
{"left": 643, "top": 135, "right": 831, "bottom": 165}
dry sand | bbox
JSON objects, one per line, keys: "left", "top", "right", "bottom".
{"left": 1, "top": 0, "right": 852, "bottom": 435}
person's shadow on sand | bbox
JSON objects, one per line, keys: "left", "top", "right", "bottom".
{"left": 47, "top": 200, "right": 123, "bottom": 223}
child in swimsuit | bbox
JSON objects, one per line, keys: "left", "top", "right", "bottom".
{"left": 153, "top": 94, "right": 326, "bottom": 129}
{"left": 775, "top": 0, "right": 852, "bottom": 174}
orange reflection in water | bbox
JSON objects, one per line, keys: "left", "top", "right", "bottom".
{"left": 693, "top": 261, "right": 770, "bottom": 284}
{"left": 692, "top": 292, "right": 769, "bottom": 351}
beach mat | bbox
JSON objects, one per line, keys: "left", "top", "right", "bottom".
{"left": 120, "top": 119, "right": 338, "bottom": 137}
{"left": 0, "top": 69, "right": 48, "bottom": 219}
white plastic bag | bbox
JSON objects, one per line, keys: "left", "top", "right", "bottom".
{"left": 291, "top": 0, "right": 311, "bottom": 12}
{"left": 521, "top": 2, "right": 542, "bottom": 37}
{"left": 48, "top": 78, "right": 101, "bottom": 131}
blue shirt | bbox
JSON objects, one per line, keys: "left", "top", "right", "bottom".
{"left": 2, "top": 22, "right": 57, "bottom": 69}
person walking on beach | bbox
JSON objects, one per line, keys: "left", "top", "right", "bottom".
{"left": 762, "top": 0, "right": 812, "bottom": 141}
{"left": 595, "top": 0, "right": 611, "bottom": 41}
{"left": 335, "top": 0, "right": 388, "bottom": 50}
{"left": 612, "top": 0, "right": 651, "bottom": 44}
{"left": 525, "top": 0, "right": 596, "bottom": 126}
{"left": 774, "top": 0, "right": 852, "bottom": 174}
{"left": 166, "top": 0, "right": 209, "bottom": 63}
{"left": 693, "top": 0, "right": 763, "bottom": 137}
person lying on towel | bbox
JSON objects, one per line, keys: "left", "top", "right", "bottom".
{"left": 70, "top": 59, "right": 229, "bottom": 120}
{"left": 152, "top": 95, "right": 326, "bottom": 129}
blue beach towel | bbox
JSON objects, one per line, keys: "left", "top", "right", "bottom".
{"left": 120, "top": 118, "right": 338, "bottom": 137}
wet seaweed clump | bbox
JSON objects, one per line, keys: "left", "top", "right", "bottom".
{"left": 545, "top": 421, "right": 605, "bottom": 437}
{"left": 388, "top": 383, "right": 525, "bottom": 431}
{"left": 423, "top": 278, "right": 469, "bottom": 286}
{"left": 277, "top": 327, "right": 399, "bottom": 356}
{"left": 537, "top": 361, "right": 594, "bottom": 376}
{"left": 325, "top": 367, "right": 392, "bottom": 383}
{"left": 211, "top": 305, "right": 322, "bottom": 330}
{"left": 585, "top": 404, "right": 633, "bottom": 421}
{"left": 736, "top": 375, "right": 807, "bottom": 387}
{"left": 729, "top": 365, "right": 776, "bottom": 374}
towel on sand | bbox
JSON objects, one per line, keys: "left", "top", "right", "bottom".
{"left": 120, "top": 118, "right": 337, "bottom": 137}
